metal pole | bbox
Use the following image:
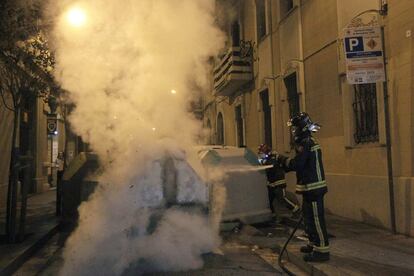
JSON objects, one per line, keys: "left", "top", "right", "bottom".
{"left": 50, "top": 135, "right": 54, "bottom": 187}
{"left": 381, "top": 25, "right": 396, "bottom": 234}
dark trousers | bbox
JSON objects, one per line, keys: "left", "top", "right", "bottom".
{"left": 302, "top": 194, "right": 329, "bottom": 253}
{"left": 267, "top": 186, "right": 298, "bottom": 213}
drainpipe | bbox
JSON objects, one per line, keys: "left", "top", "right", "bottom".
{"left": 297, "top": 1, "right": 306, "bottom": 111}
{"left": 379, "top": 0, "right": 396, "bottom": 236}
{"left": 268, "top": 0, "right": 276, "bottom": 80}
{"left": 268, "top": 0, "right": 277, "bottom": 149}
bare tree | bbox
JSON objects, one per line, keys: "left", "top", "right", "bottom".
{"left": 0, "top": 0, "right": 57, "bottom": 242}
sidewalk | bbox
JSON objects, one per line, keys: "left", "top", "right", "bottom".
{"left": 0, "top": 190, "right": 59, "bottom": 275}
{"left": 238, "top": 214, "right": 414, "bottom": 275}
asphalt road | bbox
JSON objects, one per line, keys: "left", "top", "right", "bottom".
{"left": 14, "top": 227, "right": 285, "bottom": 276}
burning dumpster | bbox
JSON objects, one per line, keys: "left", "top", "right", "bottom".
{"left": 62, "top": 147, "right": 271, "bottom": 229}
{"left": 61, "top": 151, "right": 209, "bottom": 224}
{"left": 61, "top": 152, "right": 99, "bottom": 220}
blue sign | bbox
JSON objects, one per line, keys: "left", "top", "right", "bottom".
{"left": 346, "top": 51, "right": 383, "bottom": 59}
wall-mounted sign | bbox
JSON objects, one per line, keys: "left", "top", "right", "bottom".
{"left": 343, "top": 26, "right": 385, "bottom": 84}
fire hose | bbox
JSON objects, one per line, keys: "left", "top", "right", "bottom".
{"left": 278, "top": 215, "right": 303, "bottom": 276}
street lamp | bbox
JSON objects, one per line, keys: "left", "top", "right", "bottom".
{"left": 66, "top": 7, "right": 87, "bottom": 27}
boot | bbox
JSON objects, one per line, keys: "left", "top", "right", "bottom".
{"left": 300, "top": 244, "right": 313, "bottom": 253}
{"left": 303, "top": 251, "right": 330, "bottom": 262}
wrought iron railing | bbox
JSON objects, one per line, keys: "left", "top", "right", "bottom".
{"left": 213, "top": 41, "right": 254, "bottom": 96}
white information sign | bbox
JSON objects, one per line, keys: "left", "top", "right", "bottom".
{"left": 343, "top": 26, "right": 385, "bottom": 84}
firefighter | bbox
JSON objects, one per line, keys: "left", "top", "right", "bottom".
{"left": 257, "top": 144, "right": 300, "bottom": 219}
{"left": 276, "top": 112, "right": 330, "bottom": 262}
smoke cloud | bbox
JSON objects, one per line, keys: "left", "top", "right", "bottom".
{"left": 49, "top": 0, "right": 226, "bottom": 274}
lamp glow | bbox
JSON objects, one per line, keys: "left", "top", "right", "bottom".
{"left": 66, "top": 7, "right": 87, "bottom": 27}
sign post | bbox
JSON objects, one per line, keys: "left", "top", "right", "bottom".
{"left": 380, "top": 26, "right": 396, "bottom": 234}
{"left": 47, "top": 114, "right": 57, "bottom": 188}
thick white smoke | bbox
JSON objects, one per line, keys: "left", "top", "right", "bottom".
{"left": 49, "top": 0, "right": 226, "bottom": 275}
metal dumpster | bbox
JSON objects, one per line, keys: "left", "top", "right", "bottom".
{"left": 199, "top": 146, "right": 272, "bottom": 224}
{"left": 61, "top": 152, "right": 209, "bottom": 224}
{"left": 61, "top": 152, "right": 99, "bottom": 220}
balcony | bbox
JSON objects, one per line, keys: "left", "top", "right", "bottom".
{"left": 213, "top": 46, "right": 253, "bottom": 97}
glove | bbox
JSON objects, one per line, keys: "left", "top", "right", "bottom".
{"left": 257, "top": 153, "right": 268, "bottom": 165}
{"left": 276, "top": 154, "right": 288, "bottom": 166}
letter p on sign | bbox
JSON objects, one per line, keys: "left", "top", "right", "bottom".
{"left": 345, "top": 37, "right": 363, "bottom": 52}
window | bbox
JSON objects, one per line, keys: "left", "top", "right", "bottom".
{"left": 231, "top": 20, "right": 240, "bottom": 47}
{"left": 217, "top": 112, "right": 224, "bottom": 145}
{"left": 206, "top": 119, "right": 212, "bottom": 145}
{"left": 256, "top": 0, "right": 267, "bottom": 41}
{"left": 280, "top": 0, "right": 294, "bottom": 18}
{"left": 235, "top": 105, "right": 244, "bottom": 147}
{"left": 260, "top": 90, "right": 272, "bottom": 148}
{"left": 284, "top": 73, "right": 300, "bottom": 118}
{"left": 352, "top": 83, "right": 379, "bottom": 144}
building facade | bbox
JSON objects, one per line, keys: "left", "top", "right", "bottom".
{"left": 0, "top": 84, "right": 67, "bottom": 207}
{"left": 204, "top": 0, "right": 414, "bottom": 236}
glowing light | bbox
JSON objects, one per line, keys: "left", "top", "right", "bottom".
{"left": 170, "top": 89, "right": 177, "bottom": 94}
{"left": 152, "top": 127, "right": 156, "bottom": 131}
{"left": 66, "top": 7, "right": 87, "bottom": 27}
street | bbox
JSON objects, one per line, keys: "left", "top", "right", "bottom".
{"left": 2, "top": 0, "right": 414, "bottom": 275}
{"left": 14, "top": 223, "right": 295, "bottom": 276}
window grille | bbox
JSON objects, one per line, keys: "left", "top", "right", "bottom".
{"left": 352, "top": 83, "right": 379, "bottom": 144}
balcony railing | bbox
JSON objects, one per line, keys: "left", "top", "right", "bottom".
{"left": 213, "top": 46, "right": 252, "bottom": 97}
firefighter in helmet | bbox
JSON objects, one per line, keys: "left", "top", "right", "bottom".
{"left": 276, "top": 112, "right": 330, "bottom": 262}
{"left": 257, "top": 144, "right": 300, "bottom": 219}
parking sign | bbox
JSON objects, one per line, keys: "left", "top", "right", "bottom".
{"left": 343, "top": 26, "right": 385, "bottom": 84}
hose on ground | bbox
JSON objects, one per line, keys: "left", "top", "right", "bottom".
{"left": 278, "top": 215, "right": 303, "bottom": 276}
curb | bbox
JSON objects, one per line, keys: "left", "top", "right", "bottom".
{"left": 237, "top": 224, "right": 329, "bottom": 276}
{"left": 0, "top": 224, "right": 59, "bottom": 276}
{"left": 270, "top": 241, "right": 328, "bottom": 276}
{"left": 268, "top": 218, "right": 333, "bottom": 275}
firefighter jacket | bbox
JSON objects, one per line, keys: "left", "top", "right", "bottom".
{"left": 263, "top": 153, "right": 287, "bottom": 188}
{"left": 279, "top": 137, "right": 327, "bottom": 195}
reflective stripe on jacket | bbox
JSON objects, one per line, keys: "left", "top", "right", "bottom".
{"left": 264, "top": 154, "right": 287, "bottom": 188}
{"left": 284, "top": 137, "right": 327, "bottom": 195}
{"left": 268, "top": 179, "right": 287, "bottom": 187}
